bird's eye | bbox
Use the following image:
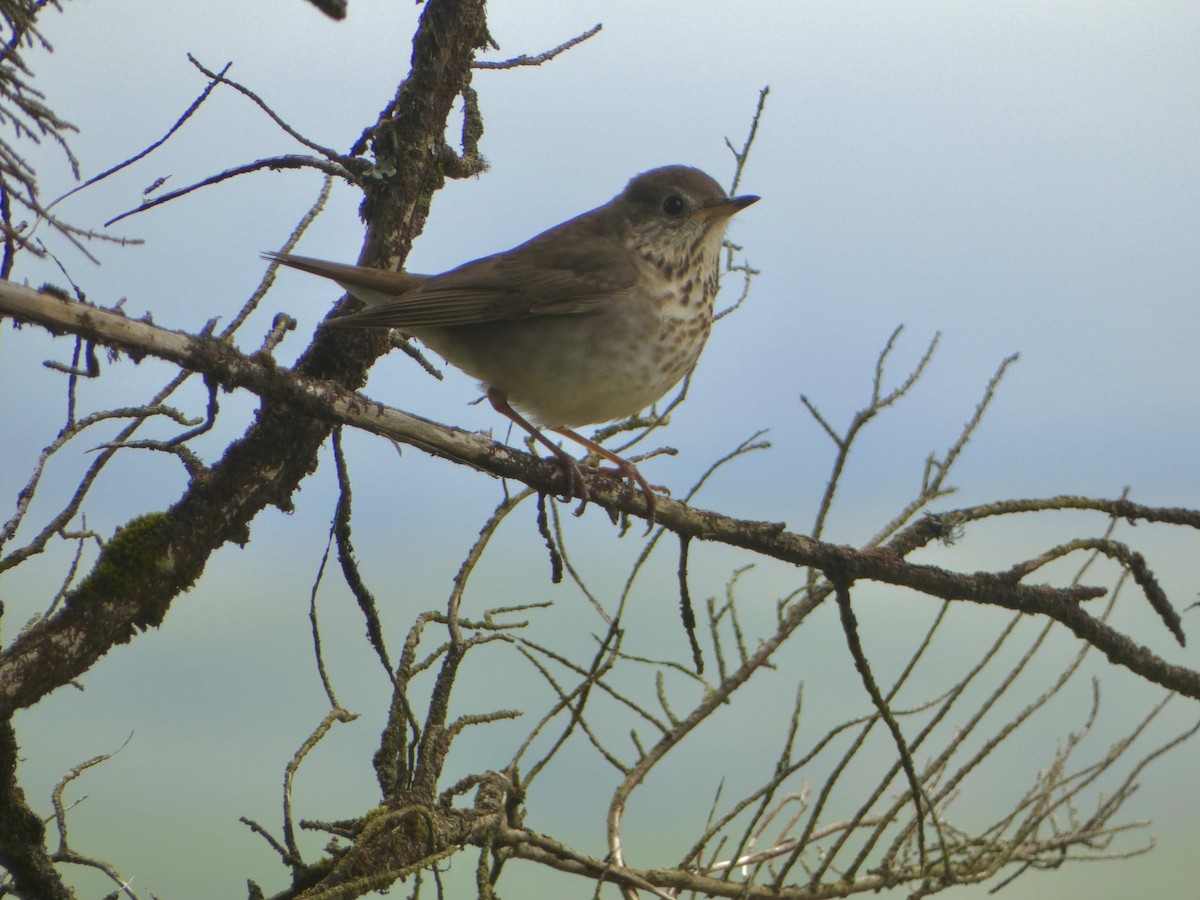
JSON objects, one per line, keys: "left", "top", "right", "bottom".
{"left": 662, "top": 194, "right": 686, "bottom": 216}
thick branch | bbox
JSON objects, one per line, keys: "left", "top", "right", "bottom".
{"left": 0, "top": 722, "right": 72, "bottom": 899}
{"left": 3, "top": 281, "right": 1196, "bottom": 709}
{"left": 0, "top": 0, "right": 488, "bottom": 717}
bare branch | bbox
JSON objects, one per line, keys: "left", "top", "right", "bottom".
{"left": 104, "top": 153, "right": 354, "bottom": 226}
{"left": 3, "top": 281, "right": 1195, "bottom": 704}
{"left": 49, "top": 61, "right": 232, "bottom": 210}
{"left": 726, "top": 85, "right": 769, "bottom": 195}
{"left": 187, "top": 54, "right": 346, "bottom": 162}
{"left": 474, "top": 23, "right": 602, "bottom": 69}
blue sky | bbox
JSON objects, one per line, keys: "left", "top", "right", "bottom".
{"left": 3, "top": 1, "right": 1198, "bottom": 896}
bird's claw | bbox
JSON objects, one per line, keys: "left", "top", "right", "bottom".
{"left": 591, "top": 460, "right": 665, "bottom": 533}
{"left": 548, "top": 453, "right": 589, "bottom": 512}
{"left": 552, "top": 456, "right": 663, "bottom": 532}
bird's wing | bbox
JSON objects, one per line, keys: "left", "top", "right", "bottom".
{"left": 268, "top": 212, "right": 640, "bottom": 329}
{"left": 348, "top": 236, "right": 639, "bottom": 328}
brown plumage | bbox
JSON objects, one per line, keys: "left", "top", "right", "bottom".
{"left": 267, "top": 165, "right": 758, "bottom": 522}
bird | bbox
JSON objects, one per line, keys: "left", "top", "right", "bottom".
{"left": 266, "top": 165, "right": 758, "bottom": 523}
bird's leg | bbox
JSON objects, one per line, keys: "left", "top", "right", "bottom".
{"left": 550, "top": 426, "right": 666, "bottom": 529}
{"left": 487, "top": 389, "right": 588, "bottom": 509}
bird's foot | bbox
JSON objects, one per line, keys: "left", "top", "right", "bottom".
{"left": 590, "top": 458, "right": 668, "bottom": 532}
{"left": 549, "top": 426, "right": 667, "bottom": 532}
{"left": 485, "top": 392, "right": 666, "bottom": 531}
{"left": 547, "top": 451, "right": 590, "bottom": 512}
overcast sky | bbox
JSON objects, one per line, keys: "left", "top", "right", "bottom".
{"left": 4, "top": 2, "right": 1199, "bottom": 897}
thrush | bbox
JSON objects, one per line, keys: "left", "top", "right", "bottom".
{"left": 267, "top": 165, "right": 758, "bottom": 523}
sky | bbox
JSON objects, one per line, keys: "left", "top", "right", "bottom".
{"left": 2, "top": 1, "right": 1199, "bottom": 897}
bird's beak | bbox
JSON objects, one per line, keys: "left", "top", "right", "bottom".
{"left": 697, "top": 193, "right": 760, "bottom": 220}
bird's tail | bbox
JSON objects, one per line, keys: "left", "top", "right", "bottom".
{"left": 262, "top": 251, "right": 426, "bottom": 317}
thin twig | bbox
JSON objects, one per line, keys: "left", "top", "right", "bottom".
{"left": 474, "top": 23, "right": 602, "bottom": 69}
